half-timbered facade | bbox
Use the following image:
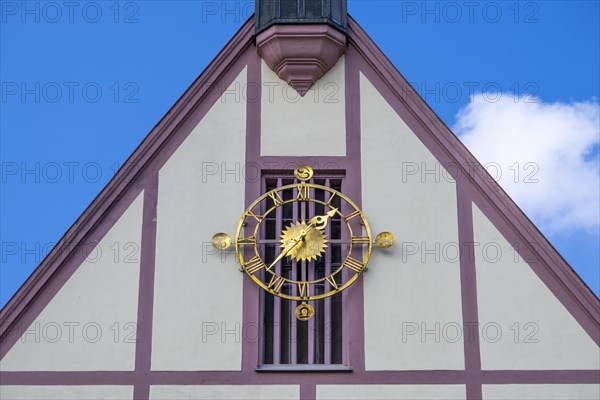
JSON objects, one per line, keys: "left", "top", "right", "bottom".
{"left": 1, "top": 1, "right": 598, "bottom": 399}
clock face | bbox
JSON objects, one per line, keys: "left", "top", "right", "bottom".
{"left": 235, "top": 182, "right": 372, "bottom": 301}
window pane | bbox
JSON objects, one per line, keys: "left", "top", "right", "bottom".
{"left": 304, "top": 0, "right": 323, "bottom": 18}
{"left": 331, "top": 291, "right": 343, "bottom": 364}
{"left": 314, "top": 261, "right": 325, "bottom": 364}
{"left": 281, "top": 0, "right": 300, "bottom": 19}
{"left": 282, "top": 187, "right": 293, "bottom": 220}
{"left": 280, "top": 262, "right": 292, "bottom": 364}
{"left": 263, "top": 290, "right": 274, "bottom": 364}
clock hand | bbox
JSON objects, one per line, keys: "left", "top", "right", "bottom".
{"left": 267, "top": 230, "right": 306, "bottom": 270}
{"left": 269, "top": 209, "right": 338, "bottom": 270}
{"left": 309, "top": 208, "right": 338, "bottom": 231}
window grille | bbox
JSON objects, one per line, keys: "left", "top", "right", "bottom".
{"left": 260, "top": 173, "right": 346, "bottom": 366}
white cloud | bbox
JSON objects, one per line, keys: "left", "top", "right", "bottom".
{"left": 453, "top": 94, "right": 599, "bottom": 233}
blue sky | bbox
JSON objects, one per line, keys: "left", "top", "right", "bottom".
{"left": 1, "top": 0, "right": 599, "bottom": 307}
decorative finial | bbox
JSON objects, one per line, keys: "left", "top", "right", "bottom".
{"left": 294, "top": 164, "right": 314, "bottom": 182}
{"left": 295, "top": 302, "right": 315, "bottom": 321}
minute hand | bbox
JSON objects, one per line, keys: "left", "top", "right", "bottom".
{"left": 267, "top": 233, "right": 304, "bottom": 271}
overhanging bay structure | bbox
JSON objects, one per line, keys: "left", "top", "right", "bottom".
{"left": 1, "top": 1, "right": 599, "bottom": 399}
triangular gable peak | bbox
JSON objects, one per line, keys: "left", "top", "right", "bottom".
{"left": 1, "top": 12, "right": 598, "bottom": 400}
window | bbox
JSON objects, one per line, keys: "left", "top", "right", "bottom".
{"left": 260, "top": 173, "right": 346, "bottom": 367}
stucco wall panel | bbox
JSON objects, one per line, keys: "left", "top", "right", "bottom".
{"left": 0, "top": 385, "right": 133, "bottom": 399}
{"left": 360, "top": 72, "right": 464, "bottom": 370}
{"left": 0, "top": 193, "right": 144, "bottom": 371}
{"left": 150, "top": 385, "right": 299, "bottom": 399}
{"left": 260, "top": 57, "right": 346, "bottom": 156}
{"left": 473, "top": 204, "right": 599, "bottom": 370}
{"left": 482, "top": 384, "right": 600, "bottom": 399}
{"left": 151, "top": 68, "right": 247, "bottom": 371}
{"left": 317, "top": 384, "right": 466, "bottom": 400}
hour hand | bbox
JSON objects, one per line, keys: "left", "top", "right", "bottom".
{"left": 309, "top": 208, "right": 338, "bottom": 231}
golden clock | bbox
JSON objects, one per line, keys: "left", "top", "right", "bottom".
{"left": 213, "top": 164, "right": 393, "bottom": 319}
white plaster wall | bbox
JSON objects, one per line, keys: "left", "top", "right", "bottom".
{"left": 360, "top": 73, "right": 464, "bottom": 370}
{"left": 473, "top": 204, "right": 600, "bottom": 370}
{"left": 151, "top": 68, "right": 247, "bottom": 371}
{"left": 0, "top": 193, "right": 144, "bottom": 371}
{"left": 317, "top": 384, "right": 466, "bottom": 400}
{"left": 150, "top": 385, "right": 299, "bottom": 399}
{"left": 483, "top": 384, "right": 600, "bottom": 399}
{"left": 0, "top": 385, "right": 133, "bottom": 399}
{"left": 261, "top": 57, "right": 346, "bottom": 156}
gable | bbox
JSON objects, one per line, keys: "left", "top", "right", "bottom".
{"left": 1, "top": 13, "right": 598, "bottom": 400}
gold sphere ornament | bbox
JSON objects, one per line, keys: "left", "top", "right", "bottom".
{"left": 375, "top": 232, "right": 395, "bottom": 249}
{"left": 212, "top": 233, "right": 232, "bottom": 250}
{"left": 294, "top": 164, "right": 313, "bottom": 181}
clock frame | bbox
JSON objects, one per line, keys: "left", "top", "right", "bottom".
{"left": 235, "top": 182, "right": 372, "bottom": 302}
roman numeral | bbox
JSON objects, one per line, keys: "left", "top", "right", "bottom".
{"left": 298, "top": 282, "right": 310, "bottom": 298}
{"left": 343, "top": 210, "right": 361, "bottom": 221}
{"left": 344, "top": 256, "right": 365, "bottom": 273}
{"left": 245, "top": 256, "right": 265, "bottom": 274}
{"left": 296, "top": 184, "right": 309, "bottom": 200}
{"left": 325, "top": 275, "right": 339, "bottom": 290}
{"left": 268, "top": 191, "right": 284, "bottom": 206}
{"left": 245, "top": 210, "right": 263, "bottom": 222}
{"left": 267, "top": 274, "right": 286, "bottom": 293}
{"left": 237, "top": 236, "right": 256, "bottom": 245}
{"left": 351, "top": 236, "right": 371, "bottom": 245}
